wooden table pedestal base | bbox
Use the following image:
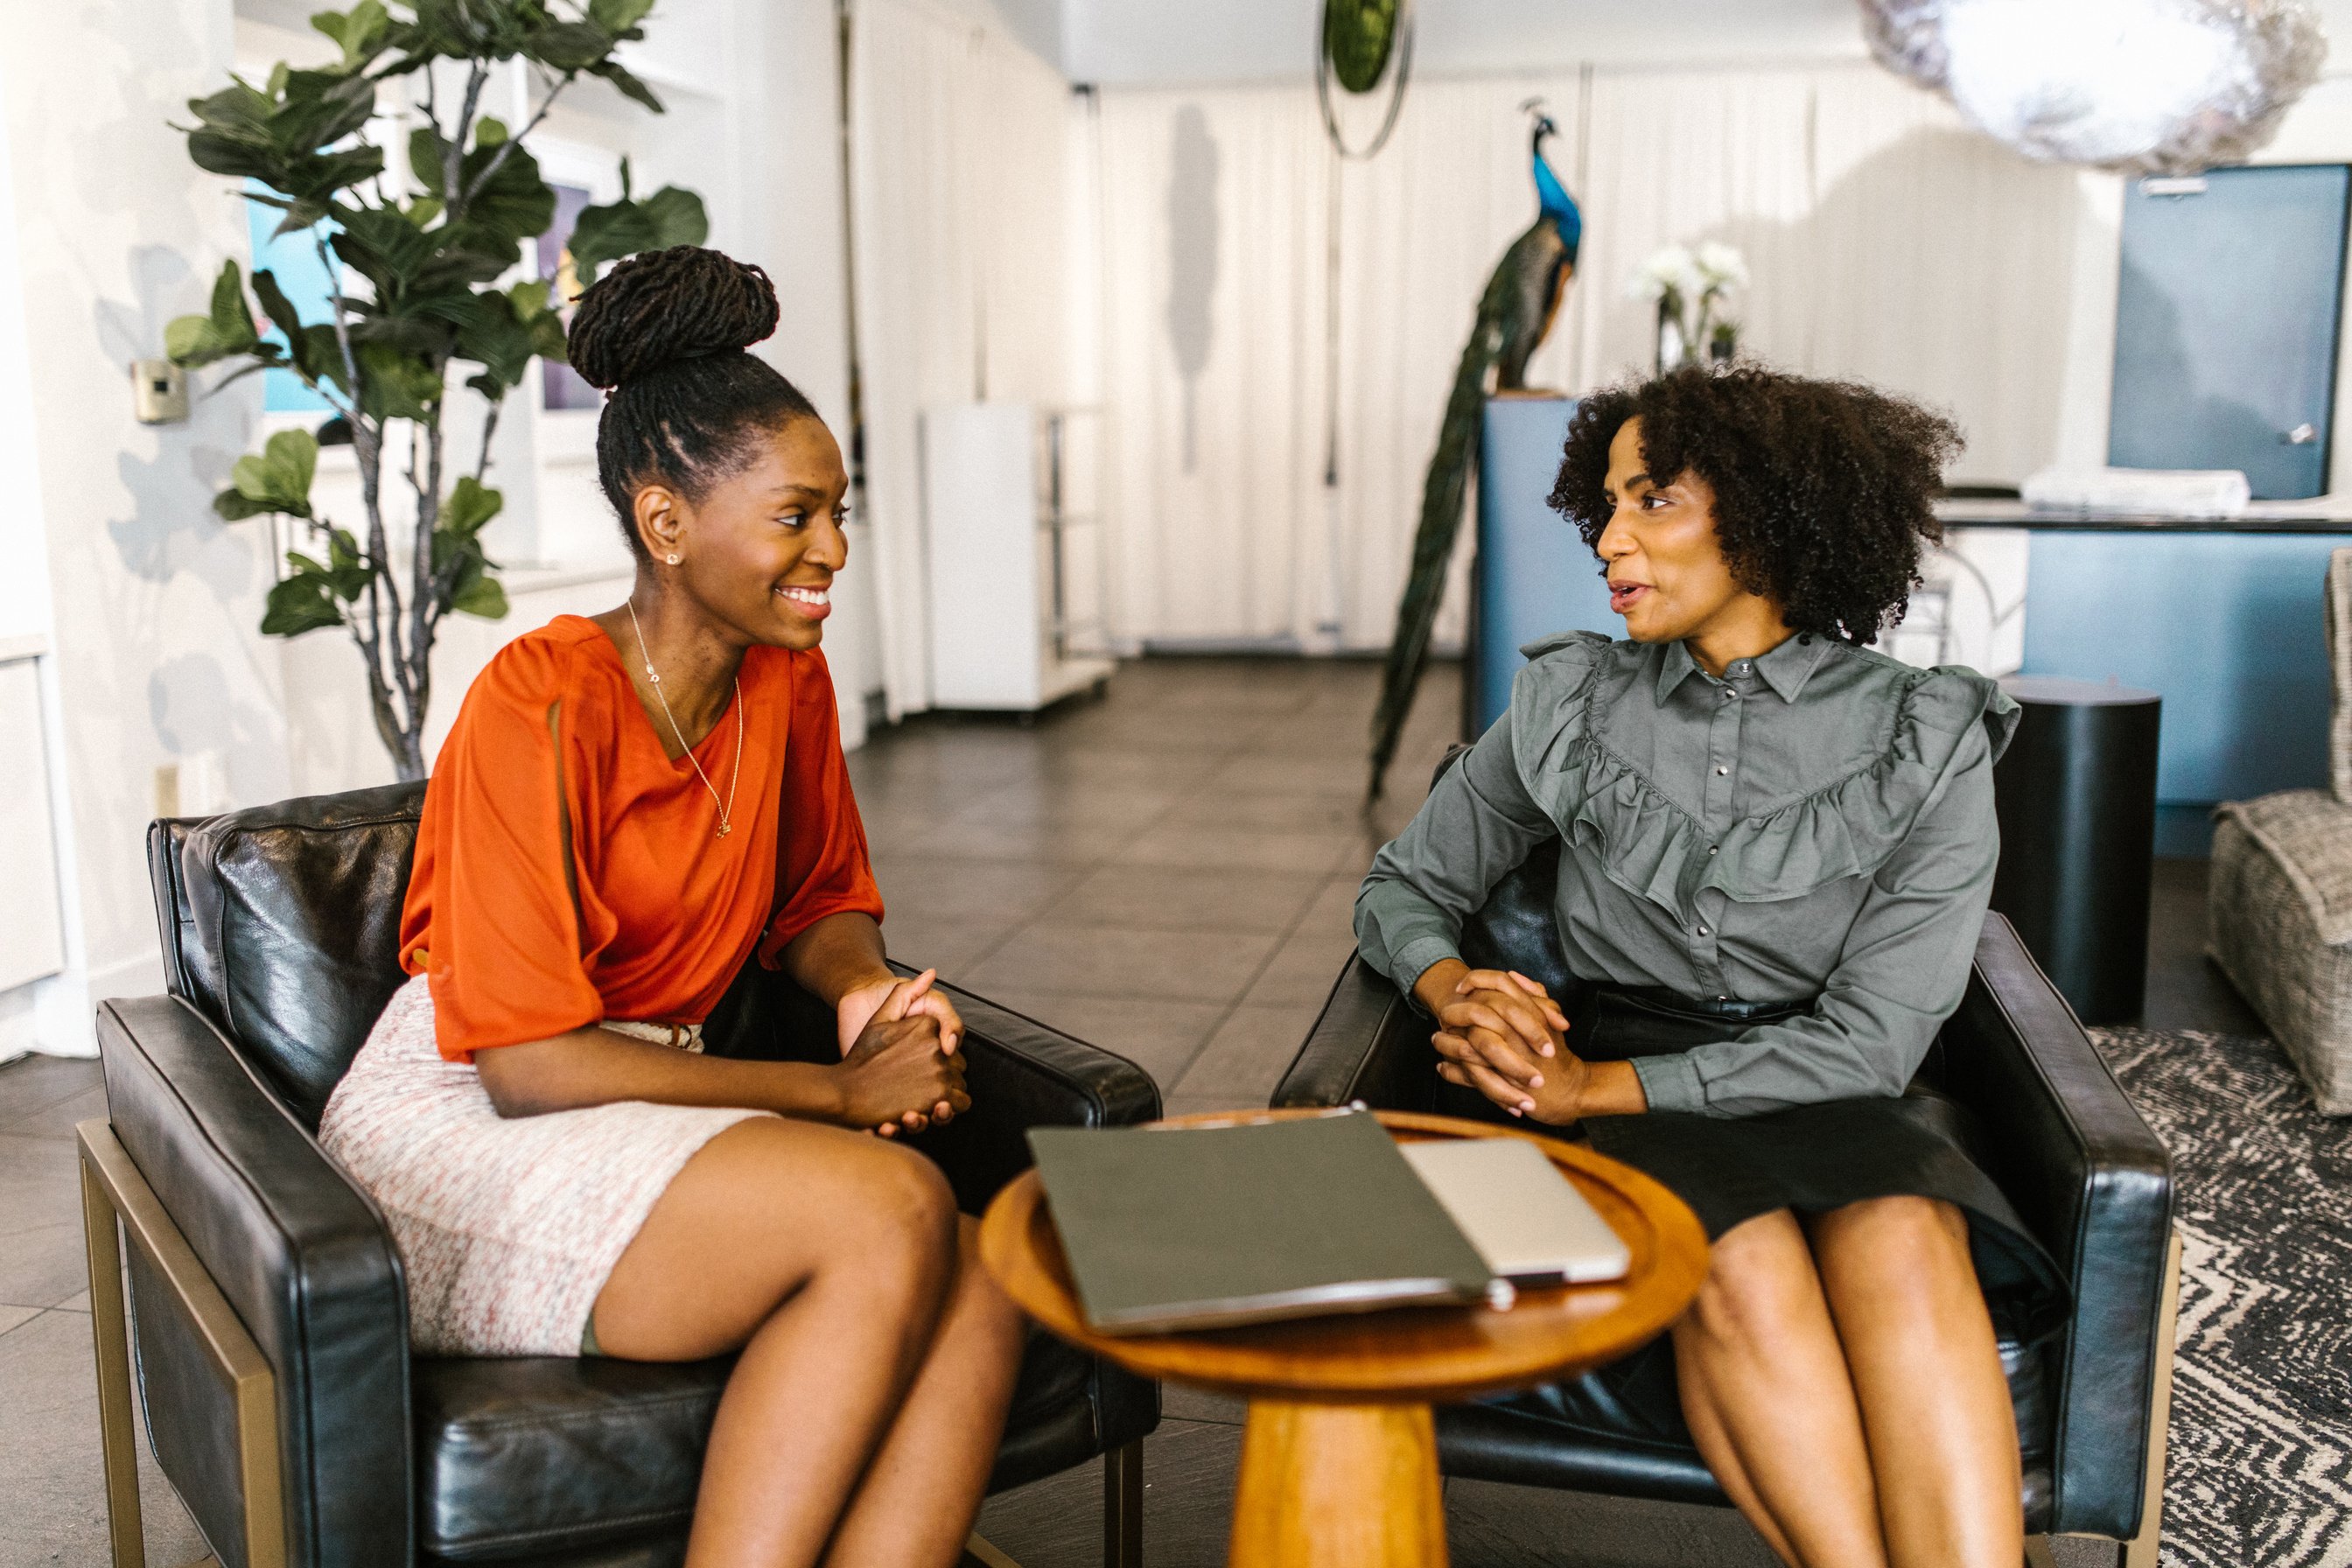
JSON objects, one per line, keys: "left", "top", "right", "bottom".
{"left": 1228, "top": 1399, "right": 1447, "bottom": 1567}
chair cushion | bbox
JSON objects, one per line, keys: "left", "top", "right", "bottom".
{"left": 2213, "top": 788, "right": 2352, "bottom": 946}
{"left": 170, "top": 783, "right": 425, "bottom": 1127}
{"left": 415, "top": 1323, "right": 1147, "bottom": 1562}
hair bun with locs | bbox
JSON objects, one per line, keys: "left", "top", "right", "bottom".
{"left": 567, "top": 244, "right": 782, "bottom": 391}
{"left": 566, "top": 244, "right": 820, "bottom": 558}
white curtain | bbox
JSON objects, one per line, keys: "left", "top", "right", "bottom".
{"left": 847, "top": 0, "right": 1072, "bottom": 718}
{"left": 1087, "top": 61, "right": 2093, "bottom": 650}
{"left": 1092, "top": 74, "right": 1586, "bottom": 653}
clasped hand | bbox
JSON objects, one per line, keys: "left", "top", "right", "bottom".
{"left": 836, "top": 970, "right": 969, "bottom": 1137}
{"left": 1429, "top": 967, "right": 1588, "bottom": 1124}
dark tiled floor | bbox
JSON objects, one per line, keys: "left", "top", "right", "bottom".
{"left": 0, "top": 654, "right": 2259, "bottom": 1566}
{"left": 853, "top": 656, "right": 1458, "bottom": 1121}
{"left": 0, "top": 1055, "right": 210, "bottom": 1568}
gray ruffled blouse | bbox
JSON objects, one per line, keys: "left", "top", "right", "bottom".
{"left": 1355, "top": 629, "right": 2020, "bottom": 1118}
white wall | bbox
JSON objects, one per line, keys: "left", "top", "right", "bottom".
{"left": 4, "top": 0, "right": 287, "bottom": 1048}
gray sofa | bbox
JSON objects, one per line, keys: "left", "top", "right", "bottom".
{"left": 2208, "top": 545, "right": 2352, "bottom": 1115}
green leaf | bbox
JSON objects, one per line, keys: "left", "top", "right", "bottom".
{"left": 210, "top": 261, "right": 257, "bottom": 342}
{"left": 443, "top": 474, "right": 503, "bottom": 535}
{"left": 300, "top": 325, "right": 348, "bottom": 388}
{"left": 566, "top": 181, "right": 707, "bottom": 283}
{"left": 528, "top": 21, "right": 613, "bottom": 72}
{"left": 164, "top": 315, "right": 210, "bottom": 362}
{"left": 310, "top": 0, "right": 391, "bottom": 75}
{"left": 226, "top": 427, "right": 319, "bottom": 519}
{"left": 331, "top": 204, "right": 436, "bottom": 293}
{"left": 267, "top": 427, "right": 318, "bottom": 497}
{"left": 214, "top": 486, "right": 279, "bottom": 522}
{"left": 473, "top": 116, "right": 508, "bottom": 147}
{"left": 588, "top": 59, "right": 664, "bottom": 115}
{"left": 589, "top": 0, "right": 658, "bottom": 36}
{"left": 408, "top": 124, "right": 453, "bottom": 193}
{"left": 510, "top": 276, "right": 569, "bottom": 360}
{"left": 165, "top": 262, "right": 264, "bottom": 368}
{"left": 188, "top": 66, "right": 382, "bottom": 226}
{"left": 453, "top": 133, "right": 554, "bottom": 247}
{"left": 262, "top": 567, "right": 348, "bottom": 636}
{"left": 322, "top": 526, "right": 375, "bottom": 598}
{"left": 450, "top": 570, "right": 508, "bottom": 620}
{"left": 356, "top": 341, "right": 444, "bottom": 421}
{"left": 248, "top": 269, "right": 317, "bottom": 380}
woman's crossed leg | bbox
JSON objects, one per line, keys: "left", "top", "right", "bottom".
{"left": 592, "top": 1116, "right": 1026, "bottom": 1568}
{"left": 1670, "top": 1197, "right": 2021, "bottom": 1568}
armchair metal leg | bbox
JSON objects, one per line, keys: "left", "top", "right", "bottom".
{"left": 80, "top": 1141, "right": 147, "bottom": 1568}
{"left": 76, "top": 1121, "right": 285, "bottom": 1568}
{"left": 1104, "top": 1438, "right": 1144, "bottom": 1568}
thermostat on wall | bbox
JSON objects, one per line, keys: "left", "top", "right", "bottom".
{"left": 131, "top": 358, "right": 188, "bottom": 424}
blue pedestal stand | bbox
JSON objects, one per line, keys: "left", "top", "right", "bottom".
{"left": 1470, "top": 396, "right": 1612, "bottom": 736}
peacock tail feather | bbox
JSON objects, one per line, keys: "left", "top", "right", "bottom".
{"left": 1366, "top": 263, "right": 1514, "bottom": 797}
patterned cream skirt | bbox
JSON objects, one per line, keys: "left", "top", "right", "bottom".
{"left": 318, "top": 976, "right": 771, "bottom": 1356}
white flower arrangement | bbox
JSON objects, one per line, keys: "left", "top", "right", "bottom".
{"left": 1629, "top": 241, "right": 1748, "bottom": 371}
{"left": 1693, "top": 241, "right": 1749, "bottom": 292}
{"left": 1628, "top": 244, "right": 1701, "bottom": 304}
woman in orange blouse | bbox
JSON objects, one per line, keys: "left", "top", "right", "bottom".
{"left": 319, "top": 248, "right": 1021, "bottom": 1568}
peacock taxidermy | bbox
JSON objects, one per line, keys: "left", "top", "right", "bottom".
{"left": 1367, "top": 103, "right": 1582, "bottom": 796}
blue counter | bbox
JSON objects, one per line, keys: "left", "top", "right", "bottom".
{"left": 2012, "top": 530, "right": 2350, "bottom": 853}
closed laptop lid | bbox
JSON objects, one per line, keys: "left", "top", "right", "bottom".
{"left": 1399, "top": 1138, "right": 1632, "bottom": 1284}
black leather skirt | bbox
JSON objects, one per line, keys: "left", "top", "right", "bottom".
{"left": 1432, "top": 984, "right": 2069, "bottom": 1445}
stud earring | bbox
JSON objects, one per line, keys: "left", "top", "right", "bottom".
{"left": 665, "top": 553, "right": 681, "bottom": 565}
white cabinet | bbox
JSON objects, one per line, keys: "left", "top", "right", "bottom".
{"left": 921, "top": 402, "right": 1115, "bottom": 712}
{"left": 0, "top": 639, "right": 65, "bottom": 993}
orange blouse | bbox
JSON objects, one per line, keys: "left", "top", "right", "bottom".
{"left": 399, "top": 614, "right": 884, "bottom": 1062}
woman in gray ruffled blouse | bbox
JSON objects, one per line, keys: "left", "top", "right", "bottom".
{"left": 1359, "top": 366, "right": 2062, "bottom": 1568}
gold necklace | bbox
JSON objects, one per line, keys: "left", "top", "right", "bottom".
{"left": 626, "top": 599, "right": 745, "bottom": 839}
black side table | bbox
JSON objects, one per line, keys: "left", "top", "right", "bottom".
{"left": 1989, "top": 676, "right": 2163, "bottom": 1026}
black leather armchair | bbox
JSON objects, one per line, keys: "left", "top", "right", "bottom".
{"left": 79, "top": 782, "right": 1158, "bottom": 1568}
{"left": 1273, "top": 828, "right": 2180, "bottom": 1566}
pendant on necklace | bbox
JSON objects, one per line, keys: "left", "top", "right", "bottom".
{"left": 717, "top": 822, "right": 732, "bottom": 838}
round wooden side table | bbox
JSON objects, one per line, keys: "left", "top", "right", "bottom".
{"left": 977, "top": 1109, "right": 1709, "bottom": 1568}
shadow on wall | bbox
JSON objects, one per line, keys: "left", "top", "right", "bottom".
{"left": 1167, "top": 103, "right": 1219, "bottom": 473}
{"left": 1590, "top": 127, "right": 2084, "bottom": 485}
{"left": 149, "top": 650, "right": 282, "bottom": 806}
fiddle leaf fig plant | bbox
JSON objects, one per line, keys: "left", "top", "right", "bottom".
{"left": 168, "top": 0, "right": 707, "bottom": 780}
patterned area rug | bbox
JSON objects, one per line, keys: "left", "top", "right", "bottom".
{"left": 2090, "top": 1027, "right": 2352, "bottom": 1567}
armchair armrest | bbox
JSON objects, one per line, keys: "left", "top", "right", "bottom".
{"left": 1270, "top": 956, "right": 1438, "bottom": 1113}
{"left": 914, "top": 972, "right": 1164, "bottom": 1212}
{"left": 702, "top": 961, "right": 1162, "bottom": 1213}
{"left": 95, "top": 995, "right": 412, "bottom": 1568}
{"left": 1940, "top": 914, "right": 2174, "bottom": 1539}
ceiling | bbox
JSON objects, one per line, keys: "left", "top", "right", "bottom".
{"left": 1059, "top": 0, "right": 1869, "bottom": 87}
{"left": 1040, "top": 0, "right": 2352, "bottom": 89}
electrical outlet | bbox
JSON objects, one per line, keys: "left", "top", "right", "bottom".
{"left": 179, "top": 749, "right": 230, "bottom": 816}
{"left": 154, "top": 751, "right": 230, "bottom": 819}
{"left": 131, "top": 359, "right": 188, "bottom": 424}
